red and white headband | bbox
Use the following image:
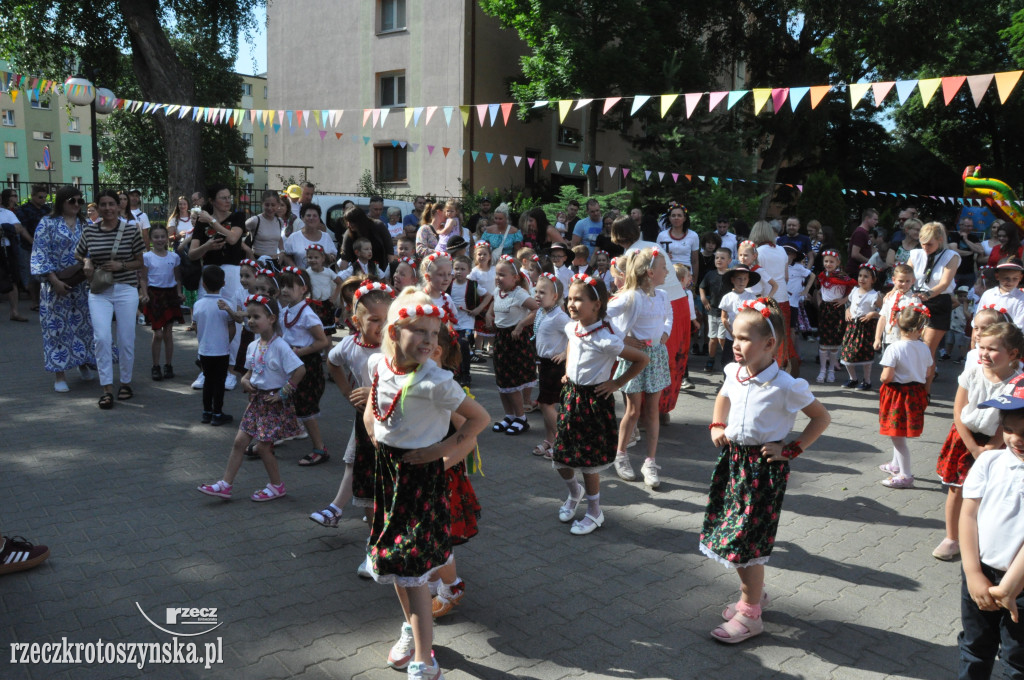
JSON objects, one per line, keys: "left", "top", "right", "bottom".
{"left": 740, "top": 240, "right": 757, "bottom": 250}
{"left": 894, "top": 302, "right": 931, "bottom": 318}
{"left": 245, "top": 294, "right": 274, "bottom": 312}
{"left": 821, "top": 250, "right": 840, "bottom": 258}
{"left": 397, "top": 256, "right": 417, "bottom": 268}
{"left": 424, "top": 252, "right": 451, "bottom": 265}
{"left": 281, "top": 265, "right": 304, "bottom": 276}
{"left": 474, "top": 241, "right": 491, "bottom": 250}
{"left": 540, "top": 272, "right": 558, "bottom": 284}
{"left": 257, "top": 269, "right": 280, "bottom": 288}
{"left": 739, "top": 297, "right": 777, "bottom": 341}
{"left": 571, "top": 273, "right": 599, "bottom": 287}
{"left": 240, "top": 258, "right": 259, "bottom": 270}
{"left": 353, "top": 281, "right": 396, "bottom": 305}
{"left": 396, "top": 304, "right": 444, "bottom": 320}
{"left": 305, "top": 244, "right": 325, "bottom": 253}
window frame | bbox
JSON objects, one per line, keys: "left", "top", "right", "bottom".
{"left": 379, "top": 0, "right": 407, "bottom": 33}
{"left": 3, "top": 141, "right": 16, "bottom": 158}
{"left": 29, "top": 98, "right": 50, "bottom": 110}
{"left": 379, "top": 71, "right": 406, "bottom": 108}
{"left": 2, "top": 109, "right": 15, "bottom": 126}
{"left": 69, "top": 145, "right": 83, "bottom": 162}
{"left": 374, "top": 144, "right": 408, "bottom": 184}
{"left": 32, "top": 131, "right": 53, "bottom": 141}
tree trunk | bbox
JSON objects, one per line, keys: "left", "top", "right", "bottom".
{"left": 119, "top": 0, "right": 203, "bottom": 200}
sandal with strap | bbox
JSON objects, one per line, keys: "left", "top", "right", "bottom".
{"left": 98, "top": 393, "right": 114, "bottom": 410}
{"left": 116, "top": 385, "right": 133, "bottom": 401}
{"left": 251, "top": 482, "right": 286, "bottom": 502}
{"left": 532, "top": 440, "right": 552, "bottom": 456}
{"left": 505, "top": 418, "right": 530, "bottom": 436}
{"left": 299, "top": 448, "right": 330, "bottom": 466}
{"left": 492, "top": 416, "right": 513, "bottom": 433}
{"left": 711, "top": 612, "right": 764, "bottom": 644}
{"left": 723, "top": 592, "right": 770, "bottom": 620}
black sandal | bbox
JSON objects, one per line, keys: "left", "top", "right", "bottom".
{"left": 98, "top": 393, "right": 114, "bottom": 410}
{"left": 298, "top": 449, "right": 330, "bottom": 466}
{"left": 492, "top": 416, "right": 513, "bottom": 433}
{"left": 151, "top": 366, "right": 163, "bottom": 381}
{"left": 117, "top": 385, "right": 133, "bottom": 400}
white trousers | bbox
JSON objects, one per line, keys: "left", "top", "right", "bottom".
{"left": 88, "top": 283, "right": 139, "bottom": 386}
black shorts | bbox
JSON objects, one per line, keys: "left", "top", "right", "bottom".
{"left": 537, "top": 357, "right": 566, "bottom": 405}
{"left": 923, "top": 293, "right": 952, "bottom": 332}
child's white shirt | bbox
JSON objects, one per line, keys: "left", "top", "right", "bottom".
{"left": 307, "top": 268, "right": 340, "bottom": 302}
{"left": 879, "top": 290, "right": 923, "bottom": 344}
{"left": 534, "top": 305, "right": 571, "bottom": 359}
{"left": 606, "top": 288, "right": 673, "bottom": 342}
{"left": 848, "top": 288, "right": 880, "bottom": 320}
{"left": 554, "top": 264, "right": 573, "bottom": 298}
{"left": 880, "top": 339, "right": 932, "bottom": 383}
{"left": 143, "top": 250, "right": 180, "bottom": 288}
{"left": 193, "top": 294, "right": 232, "bottom": 356}
{"left": 564, "top": 320, "right": 624, "bottom": 385}
{"left": 493, "top": 287, "right": 532, "bottom": 328}
{"left": 368, "top": 355, "right": 466, "bottom": 448}
{"left": 958, "top": 361, "right": 1022, "bottom": 435}
{"left": 974, "top": 287, "right": 1024, "bottom": 328}
{"left": 950, "top": 306, "right": 967, "bottom": 335}
{"left": 746, "top": 267, "right": 773, "bottom": 298}
{"left": 469, "top": 266, "right": 494, "bottom": 294}
{"left": 281, "top": 301, "right": 323, "bottom": 348}
{"left": 819, "top": 270, "right": 853, "bottom": 302}
{"left": 719, "top": 290, "right": 756, "bottom": 340}
{"left": 962, "top": 448, "right": 1024, "bottom": 570}
{"left": 720, "top": 361, "right": 815, "bottom": 445}
{"left": 787, "top": 263, "right": 812, "bottom": 307}
{"left": 755, "top": 244, "right": 789, "bottom": 302}
{"left": 327, "top": 335, "right": 380, "bottom": 387}
{"left": 246, "top": 335, "right": 303, "bottom": 390}
{"left": 681, "top": 289, "right": 696, "bottom": 320}
{"left": 448, "top": 280, "right": 476, "bottom": 331}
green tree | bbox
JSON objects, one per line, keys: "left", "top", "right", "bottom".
{"left": 797, "top": 171, "right": 848, "bottom": 241}
{"left": 0, "top": 0, "right": 264, "bottom": 198}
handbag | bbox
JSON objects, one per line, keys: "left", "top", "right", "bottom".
{"left": 57, "top": 262, "right": 86, "bottom": 287}
{"left": 89, "top": 219, "right": 127, "bottom": 294}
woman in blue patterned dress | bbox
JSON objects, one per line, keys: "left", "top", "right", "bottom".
{"left": 30, "top": 185, "right": 96, "bottom": 393}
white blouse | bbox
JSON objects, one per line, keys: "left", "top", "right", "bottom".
{"left": 756, "top": 244, "right": 788, "bottom": 302}
{"left": 281, "top": 301, "right": 323, "bottom": 348}
{"left": 564, "top": 320, "right": 625, "bottom": 386}
{"left": 721, "top": 361, "right": 815, "bottom": 445}
{"left": 907, "top": 248, "right": 960, "bottom": 296}
{"left": 848, "top": 288, "right": 880, "bottom": 320}
{"left": 606, "top": 288, "right": 673, "bottom": 342}
{"left": 246, "top": 336, "right": 303, "bottom": 390}
{"left": 655, "top": 229, "right": 699, "bottom": 267}
{"left": 958, "top": 361, "right": 1022, "bottom": 435}
{"left": 143, "top": 251, "right": 180, "bottom": 288}
{"left": 327, "top": 335, "right": 380, "bottom": 387}
{"left": 534, "top": 306, "right": 571, "bottom": 359}
{"left": 975, "top": 287, "right": 1024, "bottom": 328}
{"left": 368, "top": 355, "right": 467, "bottom": 448}
{"left": 880, "top": 339, "right": 933, "bottom": 384}
{"left": 493, "top": 287, "right": 532, "bottom": 328}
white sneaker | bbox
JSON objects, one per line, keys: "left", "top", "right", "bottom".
{"left": 78, "top": 365, "right": 96, "bottom": 381}
{"left": 680, "top": 378, "right": 695, "bottom": 390}
{"left": 224, "top": 373, "right": 238, "bottom": 391}
{"left": 641, "top": 458, "right": 662, "bottom": 489}
{"left": 614, "top": 454, "right": 636, "bottom": 481}
{"left": 53, "top": 380, "right": 70, "bottom": 393}
{"left": 627, "top": 427, "right": 640, "bottom": 449}
{"left": 407, "top": 660, "right": 443, "bottom": 680}
{"left": 191, "top": 373, "right": 205, "bottom": 390}
{"left": 826, "top": 370, "right": 836, "bottom": 383}
{"left": 356, "top": 559, "right": 373, "bottom": 579}
{"left": 387, "top": 622, "right": 415, "bottom": 669}
{"left": 815, "top": 370, "right": 825, "bottom": 384}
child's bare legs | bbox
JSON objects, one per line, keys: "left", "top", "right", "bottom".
{"left": 737, "top": 564, "right": 765, "bottom": 608}
{"left": 303, "top": 417, "right": 325, "bottom": 451}
{"left": 395, "top": 584, "right": 433, "bottom": 664}
{"left": 616, "top": 392, "right": 642, "bottom": 453}
{"left": 330, "top": 464, "right": 354, "bottom": 508}
{"left": 708, "top": 338, "right": 720, "bottom": 364}
{"left": 933, "top": 486, "right": 963, "bottom": 559}
{"left": 498, "top": 390, "right": 524, "bottom": 419}
{"left": 151, "top": 329, "right": 162, "bottom": 366}
{"left": 641, "top": 391, "right": 660, "bottom": 460}
{"left": 161, "top": 326, "right": 174, "bottom": 364}
{"left": 522, "top": 385, "right": 534, "bottom": 409}
{"left": 540, "top": 403, "right": 558, "bottom": 444}
{"left": 220, "top": 431, "right": 254, "bottom": 484}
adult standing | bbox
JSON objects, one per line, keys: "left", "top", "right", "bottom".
{"left": 907, "top": 222, "right": 960, "bottom": 393}
{"left": 569, "top": 199, "right": 604, "bottom": 257}
{"left": 612, "top": 215, "right": 689, "bottom": 424}
{"left": 16, "top": 185, "right": 48, "bottom": 311}
{"left": 367, "top": 195, "right": 385, "bottom": 223}
{"left": 284, "top": 203, "right": 337, "bottom": 269}
{"left": 753, "top": 221, "right": 796, "bottom": 374}
{"left": 982, "top": 219, "right": 1004, "bottom": 260}
{"left": 245, "top": 190, "right": 286, "bottom": 263}
{"left": 478, "top": 204, "right": 522, "bottom": 260}
{"left": 884, "top": 218, "right": 920, "bottom": 288}
{"left": 340, "top": 205, "right": 393, "bottom": 272}
{"left": 414, "top": 203, "right": 446, "bottom": 258}
{"left": 986, "top": 222, "right": 1023, "bottom": 266}
{"left": 77, "top": 190, "right": 145, "bottom": 408}
{"left": 655, "top": 202, "right": 699, "bottom": 280}
{"left": 846, "top": 208, "right": 877, "bottom": 278}
{"left": 0, "top": 190, "right": 30, "bottom": 322}
{"left": 168, "top": 195, "right": 198, "bottom": 310}
{"left": 467, "top": 197, "right": 492, "bottom": 235}
{"left": 597, "top": 212, "right": 624, "bottom": 258}
{"left": 277, "top": 194, "right": 298, "bottom": 237}
{"left": 716, "top": 215, "right": 738, "bottom": 259}
{"left": 777, "top": 216, "right": 811, "bottom": 255}
{"left": 403, "top": 196, "right": 426, "bottom": 232}
{"left": 30, "top": 185, "right": 96, "bottom": 390}
{"left": 166, "top": 196, "right": 193, "bottom": 245}
{"left": 949, "top": 216, "right": 984, "bottom": 288}
{"left": 128, "top": 188, "right": 152, "bottom": 245}
{"left": 565, "top": 199, "right": 580, "bottom": 233}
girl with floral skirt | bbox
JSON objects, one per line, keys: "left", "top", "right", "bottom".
{"left": 839, "top": 264, "right": 881, "bottom": 389}
{"left": 816, "top": 250, "right": 855, "bottom": 383}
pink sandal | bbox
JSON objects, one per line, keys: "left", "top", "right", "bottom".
{"left": 251, "top": 482, "right": 287, "bottom": 502}
{"left": 532, "top": 440, "right": 553, "bottom": 457}
{"left": 711, "top": 612, "right": 763, "bottom": 644}
{"left": 878, "top": 462, "right": 900, "bottom": 475}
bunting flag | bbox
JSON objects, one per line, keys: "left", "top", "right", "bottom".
{"left": 848, "top": 82, "right": 871, "bottom": 109}
{"left": 708, "top": 91, "right": 728, "bottom": 112}
{"left": 872, "top": 82, "right": 895, "bottom": 106}
{"left": 789, "top": 87, "right": 808, "bottom": 111}
{"left": 808, "top": 85, "right": 831, "bottom": 109}
{"left": 602, "top": 97, "right": 621, "bottom": 114}
{"left": 660, "top": 93, "right": 679, "bottom": 117}
{"left": 751, "top": 88, "right": 771, "bottom": 114}
{"left": 918, "top": 77, "right": 942, "bottom": 107}
{"left": 684, "top": 92, "right": 702, "bottom": 118}
{"left": 558, "top": 99, "right": 572, "bottom": 123}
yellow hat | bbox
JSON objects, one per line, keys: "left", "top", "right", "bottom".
{"left": 285, "top": 184, "right": 302, "bottom": 200}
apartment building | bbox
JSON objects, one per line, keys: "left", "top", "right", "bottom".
{"left": 266, "top": 0, "right": 636, "bottom": 197}
{"left": 238, "top": 73, "right": 271, "bottom": 195}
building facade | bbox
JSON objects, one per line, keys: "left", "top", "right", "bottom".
{"left": 238, "top": 73, "right": 270, "bottom": 197}
{"left": 266, "top": 0, "right": 637, "bottom": 198}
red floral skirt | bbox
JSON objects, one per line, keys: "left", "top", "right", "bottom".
{"left": 879, "top": 382, "right": 926, "bottom": 437}
{"left": 446, "top": 462, "right": 480, "bottom": 545}
{"left": 143, "top": 286, "right": 184, "bottom": 330}
{"left": 935, "top": 423, "right": 989, "bottom": 486}
{"left": 819, "top": 301, "right": 846, "bottom": 348}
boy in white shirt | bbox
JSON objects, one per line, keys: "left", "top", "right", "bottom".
{"left": 719, "top": 266, "right": 759, "bottom": 360}
{"left": 194, "top": 265, "right": 236, "bottom": 426}
{"left": 448, "top": 255, "right": 488, "bottom": 386}
{"left": 550, "top": 243, "right": 574, "bottom": 297}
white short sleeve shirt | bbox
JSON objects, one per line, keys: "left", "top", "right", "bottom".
{"left": 720, "top": 361, "right": 815, "bottom": 445}
{"left": 962, "top": 448, "right": 1024, "bottom": 570}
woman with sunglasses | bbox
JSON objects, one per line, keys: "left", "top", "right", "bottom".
{"left": 29, "top": 186, "right": 97, "bottom": 392}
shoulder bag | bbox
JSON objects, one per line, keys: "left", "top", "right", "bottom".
{"left": 89, "top": 220, "right": 127, "bottom": 294}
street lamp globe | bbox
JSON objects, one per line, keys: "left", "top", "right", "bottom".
{"left": 95, "top": 88, "right": 116, "bottom": 114}
{"left": 64, "top": 76, "right": 95, "bottom": 106}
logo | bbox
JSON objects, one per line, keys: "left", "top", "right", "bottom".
{"left": 135, "top": 603, "right": 223, "bottom": 637}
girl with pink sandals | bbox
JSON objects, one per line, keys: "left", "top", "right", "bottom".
{"left": 703, "top": 298, "right": 831, "bottom": 643}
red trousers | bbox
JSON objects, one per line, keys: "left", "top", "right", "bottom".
{"left": 660, "top": 295, "right": 691, "bottom": 413}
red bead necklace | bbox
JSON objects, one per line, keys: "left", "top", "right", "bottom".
{"left": 370, "top": 359, "right": 415, "bottom": 422}
{"left": 574, "top": 321, "right": 610, "bottom": 338}
{"left": 352, "top": 333, "right": 380, "bottom": 349}
{"left": 283, "top": 299, "right": 310, "bottom": 328}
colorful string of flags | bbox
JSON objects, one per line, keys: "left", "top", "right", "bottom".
{"left": 4, "top": 67, "right": 1024, "bottom": 206}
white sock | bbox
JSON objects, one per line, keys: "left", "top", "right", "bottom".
{"left": 846, "top": 366, "right": 857, "bottom": 380}
{"left": 565, "top": 477, "right": 582, "bottom": 497}
{"left": 586, "top": 492, "right": 601, "bottom": 517}
{"left": 830, "top": 350, "right": 841, "bottom": 371}
{"left": 818, "top": 349, "right": 828, "bottom": 371}
{"left": 891, "top": 436, "right": 912, "bottom": 478}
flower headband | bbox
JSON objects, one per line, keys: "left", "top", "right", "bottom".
{"left": 821, "top": 249, "right": 840, "bottom": 258}
{"left": 281, "top": 265, "right": 304, "bottom": 276}
{"left": 666, "top": 200, "right": 686, "bottom": 213}
{"left": 739, "top": 297, "right": 777, "bottom": 342}
{"left": 240, "top": 258, "right": 259, "bottom": 270}
{"left": 649, "top": 247, "right": 661, "bottom": 259}
{"left": 529, "top": 254, "right": 540, "bottom": 262}
{"left": 609, "top": 257, "right": 619, "bottom": 270}
{"left": 596, "top": 250, "right": 609, "bottom": 256}
{"left": 245, "top": 294, "right": 274, "bottom": 312}
{"left": 305, "top": 244, "right": 325, "bottom": 253}
{"left": 740, "top": 240, "right": 757, "bottom": 250}
{"left": 353, "top": 281, "right": 396, "bottom": 305}
{"left": 540, "top": 272, "right": 558, "bottom": 284}
{"left": 396, "top": 304, "right": 444, "bottom": 320}
{"left": 894, "top": 302, "right": 931, "bottom": 318}
{"left": 474, "top": 241, "right": 491, "bottom": 250}
{"left": 425, "top": 252, "right": 451, "bottom": 265}
{"left": 571, "top": 273, "right": 599, "bottom": 287}
{"left": 397, "top": 256, "right": 417, "bottom": 268}
{"left": 860, "top": 264, "right": 878, "bottom": 275}
{"left": 257, "top": 269, "right": 280, "bottom": 288}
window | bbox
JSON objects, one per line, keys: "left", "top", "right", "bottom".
{"left": 34, "top": 161, "right": 49, "bottom": 170}
{"left": 71, "top": 176, "right": 82, "bottom": 187}
{"left": 242, "top": 133, "right": 253, "bottom": 146}
{"left": 4, "top": 142, "right": 15, "bottom": 158}
{"left": 2, "top": 109, "right": 14, "bottom": 126}
{"left": 557, "top": 126, "right": 581, "bottom": 147}
{"left": 379, "top": 72, "right": 406, "bottom": 108}
{"left": 374, "top": 145, "right": 407, "bottom": 183}
{"left": 380, "top": 0, "right": 406, "bottom": 32}
{"left": 29, "top": 98, "right": 50, "bottom": 110}
{"left": 263, "top": 85, "right": 268, "bottom": 98}
{"left": 263, "top": 134, "right": 269, "bottom": 148}
{"left": 69, "top": 145, "right": 82, "bottom": 162}
{"left": 241, "top": 83, "right": 252, "bottom": 96}
{"left": 6, "top": 173, "right": 19, "bottom": 187}
{"left": 68, "top": 116, "right": 80, "bottom": 132}
{"left": 32, "top": 131, "right": 53, "bottom": 141}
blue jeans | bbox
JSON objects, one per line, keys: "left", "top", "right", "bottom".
{"left": 959, "top": 565, "right": 1024, "bottom": 679}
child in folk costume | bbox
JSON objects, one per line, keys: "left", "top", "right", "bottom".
{"left": 552, "top": 274, "right": 648, "bottom": 535}
{"left": 362, "top": 290, "right": 489, "bottom": 680}
{"left": 304, "top": 244, "right": 342, "bottom": 334}
{"left": 312, "top": 282, "right": 395, "bottom": 529}
{"left": 873, "top": 263, "right": 920, "bottom": 355}
{"left": 736, "top": 240, "right": 777, "bottom": 300}
{"left": 704, "top": 297, "right": 831, "bottom": 643}
{"left": 816, "top": 250, "right": 855, "bottom": 383}
{"left": 278, "top": 266, "right": 331, "bottom": 467}
{"left": 531, "top": 273, "right": 570, "bottom": 459}
{"left": 197, "top": 295, "right": 306, "bottom": 502}
{"left": 839, "top": 264, "right": 881, "bottom": 390}
{"left": 391, "top": 256, "right": 419, "bottom": 292}
{"left": 487, "top": 255, "right": 540, "bottom": 435}
{"left": 877, "top": 303, "right": 933, "bottom": 489}
{"left": 419, "top": 252, "right": 457, "bottom": 323}
{"left": 469, "top": 242, "right": 495, "bottom": 359}
{"left": 607, "top": 248, "right": 674, "bottom": 489}
{"left": 932, "top": 314, "right": 1023, "bottom": 561}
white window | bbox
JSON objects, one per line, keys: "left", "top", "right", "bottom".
{"left": 241, "top": 83, "right": 252, "bottom": 96}
{"left": 263, "top": 134, "right": 268, "bottom": 148}
{"left": 379, "top": 72, "right": 406, "bottom": 108}
{"left": 32, "top": 131, "right": 53, "bottom": 141}
{"left": 6, "top": 173, "right": 19, "bottom": 187}
{"left": 34, "top": 161, "right": 48, "bottom": 170}
{"left": 374, "top": 145, "right": 407, "bottom": 183}
{"left": 71, "top": 176, "right": 82, "bottom": 187}
{"left": 69, "top": 145, "right": 82, "bottom": 162}
{"left": 68, "top": 116, "right": 80, "bottom": 132}
{"left": 30, "top": 98, "right": 50, "bottom": 110}
{"left": 263, "top": 85, "right": 268, "bottom": 98}
{"left": 242, "top": 133, "right": 253, "bottom": 146}
{"left": 2, "top": 110, "right": 14, "bottom": 126}
{"left": 4, "top": 141, "right": 15, "bottom": 158}
{"left": 380, "top": 0, "right": 406, "bottom": 32}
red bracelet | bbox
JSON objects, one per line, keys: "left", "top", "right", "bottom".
{"left": 709, "top": 422, "right": 726, "bottom": 430}
{"left": 781, "top": 440, "right": 803, "bottom": 459}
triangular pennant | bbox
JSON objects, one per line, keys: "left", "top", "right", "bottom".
{"left": 645, "top": 170, "right": 652, "bottom": 181}
{"left": 918, "top": 77, "right": 942, "bottom": 107}
{"left": 568, "top": 162, "right": 576, "bottom": 173}
{"left": 942, "top": 76, "right": 967, "bottom": 105}
{"left": 499, "top": 154, "right": 507, "bottom": 165}
{"left": 554, "top": 160, "right": 563, "bottom": 171}
{"left": 659, "top": 93, "right": 679, "bottom": 117}
{"left": 500, "top": 102, "right": 513, "bottom": 125}
{"left": 602, "top": 97, "right": 621, "bottom": 114}
{"left": 708, "top": 91, "right": 728, "bottom": 112}
{"left": 379, "top": 108, "right": 390, "bottom": 126}
{"left": 574, "top": 98, "right": 593, "bottom": 110}
{"left": 321, "top": 110, "right": 329, "bottom": 127}
{"left": 272, "top": 123, "right": 281, "bottom": 133}
{"left": 319, "top": 130, "right": 327, "bottom": 141}
{"left": 609, "top": 166, "right": 617, "bottom": 177}
{"left": 443, "top": 106, "right": 454, "bottom": 126}
{"left": 294, "top": 109, "right": 303, "bottom": 126}
{"left": 727, "top": 90, "right": 748, "bottom": 110}
{"left": 751, "top": 88, "right": 771, "bottom": 114}
{"left": 672, "top": 173, "right": 679, "bottom": 183}
{"left": 558, "top": 99, "right": 573, "bottom": 123}
{"left": 789, "top": 87, "right": 809, "bottom": 111}
{"left": 459, "top": 106, "right": 471, "bottom": 126}
{"left": 894, "top": 80, "right": 917, "bottom": 105}
{"left": 301, "top": 109, "right": 310, "bottom": 127}
{"left": 684, "top": 92, "right": 701, "bottom": 118}
{"left": 485, "top": 152, "right": 493, "bottom": 163}
{"left": 471, "top": 150, "right": 479, "bottom": 162}
{"left": 425, "top": 106, "right": 437, "bottom": 125}
{"left": 488, "top": 103, "right": 500, "bottom": 126}
{"left": 410, "top": 143, "right": 418, "bottom": 152}
{"left": 459, "top": 149, "right": 466, "bottom": 156}
{"left": 630, "top": 95, "right": 651, "bottom": 115}
{"left": 527, "top": 157, "right": 535, "bottom": 168}
{"left": 623, "top": 168, "right": 630, "bottom": 179}
{"left": 475, "top": 104, "right": 488, "bottom": 126}
{"left": 363, "top": 109, "right": 372, "bottom": 126}
{"left": 405, "top": 107, "right": 415, "bottom": 127}
{"left": 967, "top": 74, "right": 994, "bottom": 107}
{"left": 595, "top": 165, "right": 603, "bottom": 175}
{"left": 658, "top": 172, "right": 665, "bottom": 182}
{"left": 286, "top": 110, "right": 294, "bottom": 127}
{"left": 697, "top": 175, "right": 704, "bottom": 182}
{"left": 427, "top": 145, "right": 435, "bottom": 155}
{"left": 541, "top": 159, "right": 550, "bottom": 170}
{"left": 442, "top": 147, "right": 451, "bottom": 157}
{"left": 336, "top": 132, "right": 343, "bottom": 139}
{"left": 872, "top": 81, "right": 895, "bottom": 106}
{"left": 848, "top": 82, "right": 871, "bottom": 109}
{"left": 796, "top": 185, "right": 803, "bottom": 192}
{"left": 581, "top": 164, "right": 590, "bottom": 174}
{"left": 514, "top": 156, "right": 522, "bottom": 167}
{"left": 995, "top": 70, "right": 1023, "bottom": 103}
{"left": 178, "top": 105, "right": 192, "bottom": 119}
{"left": 413, "top": 107, "right": 424, "bottom": 126}
{"left": 532, "top": 100, "right": 549, "bottom": 108}
{"left": 808, "top": 86, "right": 831, "bottom": 109}
{"left": 771, "top": 88, "right": 789, "bottom": 113}
{"left": 363, "top": 136, "right": 371, "bottom": 145}
{"left": 392, "top": 140, "right": 400, "bottom": 147}
{"left": 712, "top": 177, "right": 719, "bottom": 185}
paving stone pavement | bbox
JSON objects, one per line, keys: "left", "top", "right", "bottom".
{"left": 0, "top": 315, "right": 1013, "bottom": 679}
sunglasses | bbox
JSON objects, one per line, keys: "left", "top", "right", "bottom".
{"left": 67, "top": 197, "right": 84, "bottom": 205}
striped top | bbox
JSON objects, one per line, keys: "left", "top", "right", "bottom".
{"left": 75, "top": 219, "right": 145, "bottom": 286}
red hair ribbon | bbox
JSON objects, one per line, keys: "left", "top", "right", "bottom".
{"left": 397, "top": 304, "right": 444, "bottom": 320}
{"left": 353, "top": 281, "right": 396, "bottom": 303}
{"left": 305, "top": 244, "right": 325, "bottom": 253}
{"left": 571, "top": 273, "right": 598, "bottom": 287}
{"left": 240, "top": 258, "right": 259, "bottom": 270}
